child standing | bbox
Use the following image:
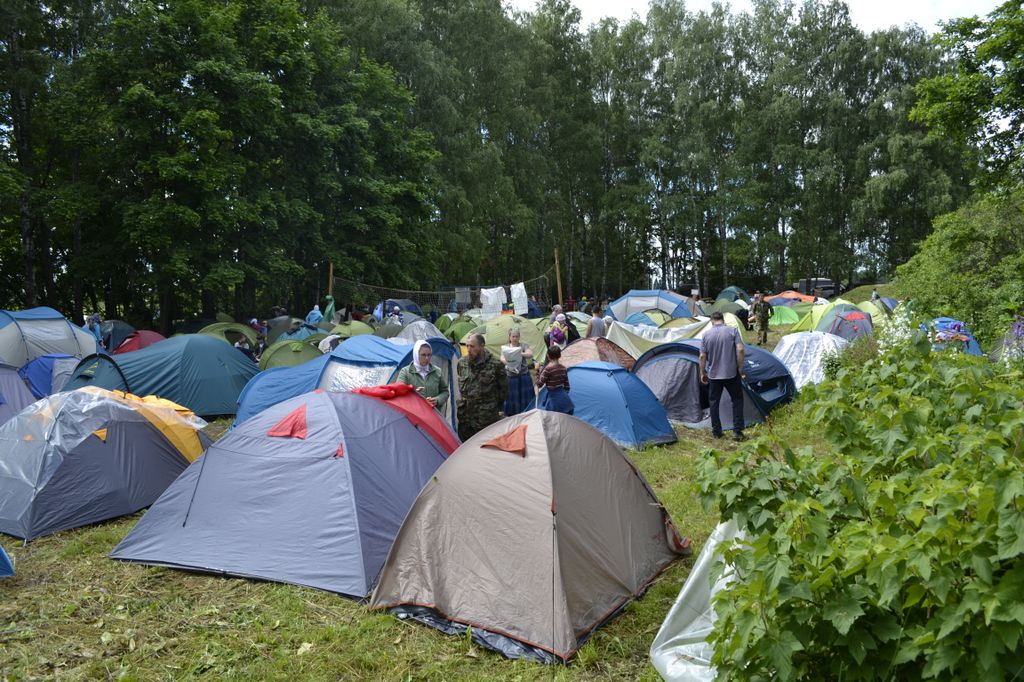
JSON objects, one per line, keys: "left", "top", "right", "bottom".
{"left": 535, "top": 345, "right": 574, "bottom": 415}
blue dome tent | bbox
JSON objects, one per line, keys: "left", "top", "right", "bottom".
{"left": 541, "top": 362, "right": 676, "bottom": 449}
{"left": 234, "top": 335, "right": 459, "bottom": 430}
{"left": 111, "top": 388, "right": 456, "bottom": 598}
{"left": 64, "top": 335, "right": 258, "bottom": 416}
{"left": 607, "top": 290, "right": 694, "bottom": 321}
{"left": 633, "top": 340, "right": 795, "bottom": 431}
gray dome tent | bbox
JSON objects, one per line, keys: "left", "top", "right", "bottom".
{"left": 371, "top": 410, "right": 690, "bottom": 663}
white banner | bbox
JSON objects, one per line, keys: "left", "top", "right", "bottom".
{"left": 480, "top": 286, "right": 507, "bottom": 319}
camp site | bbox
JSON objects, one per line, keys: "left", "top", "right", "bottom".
{"left": 2, "top": 0, "right": 1023, "bottom": 679}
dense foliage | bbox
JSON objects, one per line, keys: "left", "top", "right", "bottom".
{"left": 700, "top": 337, "right": 1024, "bottom": 680}
{"left": 895, "top": 189, "right": 1024, "bottom": 346}
{"left": 912, "top": 0, "right": 1024, "bottom": 188}
{"left": 0, "top": 0, "right": 977, "bottom": 326}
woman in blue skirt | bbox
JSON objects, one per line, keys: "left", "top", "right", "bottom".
{"left": 535, "top": 344, "right": 574, "bottom": 415}
{"left": 500, "top": 327, "right": 535, "bottom": 415}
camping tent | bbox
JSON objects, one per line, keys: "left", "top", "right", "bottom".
{"left": 0, "top": 387, "right": 208, "bottom": 541}
{"left": 111, "top": 386, "right": 456, "bottom": 598}
{"left": 0, "top": 307, "right": 97, "bottom": 367}
{"left": 788, "top": 298, "right": 855, "bottom": 333}
{"left": 856, "top": 300, "right": 890, "bottom": 328}
{"left": 715, "top": 286, "right": 750, "bottom": 303}
{"left": 649, "top": 520, "right": 742, "bottom": 682}
{"left": 114, "top": 330, "right": 166, "bottom": 354}
{"left": 824, "top": 311, "right": 873, "bottom": 342}
{"left": 462, "top": 315, "right": 548, "bottom": 364}
{"left": 606, "top": 316, "right": 746, "bottom": 360}
{"left": 328, "top": 320, "right": 375, "bottom": 340}
{"left": 19, "top": 354, "right": 78, "bottom": 398}
{"left": 768, "top": 306, "right": 800, "bottom": 327}
{"left": 100, "top": 320, "right": 135, "bottom": 352}
{"left": 0, "top": 544, "right": 12, "bottom": 577}
{"left": 234, "top": 335, "right": 460, "bottom": 429}
{"left": 198, "top": 322, "right": 257, "bottom": 348}
{"left": 625, "top": 312, "right": 659, "bottom": 327}
{"left": 395, "top": 319, "right": 450, "bottom": 345}
{"left": 772, "top": 331, "right": 849, "bottom": 389}
{"left": 266, "top": 317, "right": 303, "bottom": 344}
{"left": 632, "top": 340, "right": 796, "bottom": 430}
{"left": 370, "top": 410, "right": 690, "bottom": 663}
{"left": 561, "top": 338, "right": 636, "bottom": 370}
{"left": 64, "top": 335, "right": 259, "bottom": 416}
{"left": 606, "top": 321, "right": 704, "bottom": 359}
{"left": 374, "top": 298, "right": 425, "bottom": 321}
{"left": 0, "top": 364, "right": 35, "bottom": 425}
{"left": 607, "top": 290, "right": 693, "bottom": 321}
{"left": 541, "top": 362, "right": 676, "bottom": 449}
{"left": 813, "top": 303, "right": 861, "bottom": 334}
{"left": 258, "top": 340, "right": 323, "bottom": 370}
{"left": 768, "top": 290, "right": 815, "bottom": 304}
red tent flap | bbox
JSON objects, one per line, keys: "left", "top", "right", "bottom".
{"left": 354, "top": 383, "right": 414, "bottom": 400}
{"left": 267, "top": 404, "right": 308, "bottom": 439}
{"left": 481, "top": 425, "right": 528, "bottom": 456}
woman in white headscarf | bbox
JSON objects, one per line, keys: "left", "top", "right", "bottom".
{"left": 396, "top": 340, "right": 449, "bottom": 411}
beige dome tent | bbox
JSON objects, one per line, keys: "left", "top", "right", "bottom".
{"left": 370, "top": 410, "right": 690, "bottom": 663}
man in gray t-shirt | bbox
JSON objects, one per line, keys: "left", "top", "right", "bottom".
{"left": 699, "top": 312, "right": 747, "bottom": 441}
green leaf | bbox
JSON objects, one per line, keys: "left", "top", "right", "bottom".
{"left": 823, "top": 593, "right": 865, "bottom": 635}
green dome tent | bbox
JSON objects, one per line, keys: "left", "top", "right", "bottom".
{"left": 769, "top": 306, "right": 800, "bottom": 326}
{"left": 198, "top": 322, "right": 257, "bottom": 348}
{"left": 259, "top": 340, "right": 324, "bottom": 370}
{"left": 329, "top": 320, "right": 374, "bottom": 339}
{"left": 462, "top": 315, "right": 548, "bottom": 364}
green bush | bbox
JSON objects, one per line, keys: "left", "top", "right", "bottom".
{"left": 699, "top": 337, "right": 1024, "bottom": 680}
{"left": 896, "top": 190, "right": 1024, "bottom": 347}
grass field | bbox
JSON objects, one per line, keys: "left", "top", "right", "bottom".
{"left": 0, "top": 417, "right": 764, "bottom": 681}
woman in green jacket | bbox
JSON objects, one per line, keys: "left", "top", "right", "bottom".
{"left": 396, "top": 340, "right": 449, "bottom": 411}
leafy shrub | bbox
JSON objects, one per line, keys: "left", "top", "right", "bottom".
{"left": 896, "top": 190, "right": 1024, "bottom": 347}
{"left": 699, "top": 336, "right": 1024, "bottom": 680}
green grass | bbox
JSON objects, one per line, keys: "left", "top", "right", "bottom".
{"left": 0, "top": 419, "right": 768, "bottom": 680}
{"left": 842, "top": 283, "right": 896, "bottom": 304}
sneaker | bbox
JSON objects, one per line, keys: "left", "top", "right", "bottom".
{"left": 732, "top": 432, "right": 748, "bottom": 442}
{"left": 712, "top": 431, "right": 724, "bottom": 439}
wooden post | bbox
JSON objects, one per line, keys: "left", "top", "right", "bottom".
{"left": 554, "top": 248, "right": 563, "bottom": 307}
{"left": 327, "top": 262, "right": 334, "bottom": 296}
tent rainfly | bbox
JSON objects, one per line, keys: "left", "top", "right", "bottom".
{"left": 370, "top": 410, "right": 690, "bottom": 663}
{"left": 111, "top": 386, "right": 456, "bottom": 597}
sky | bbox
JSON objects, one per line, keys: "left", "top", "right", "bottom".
{"left": 507, "top": 0, "right": 1003, "bottom": 34}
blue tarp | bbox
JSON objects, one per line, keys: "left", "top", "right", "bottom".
{"left": 542, "top": 361, "right": 676, "bottom": 449}
{"left": 0, "top": 544, "right": 12, "bottom": 577}
{"left": 64, "top": 335, "right": 259, "bottom": 416}
{"left": 234, "top": 335, "right": 459, "bottom": 427}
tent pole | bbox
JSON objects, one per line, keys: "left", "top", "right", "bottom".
{"left": 554, "top": 248, "right": 563, "bottom": 307}
{"left": 327, "top": 262, "right": 334, "bottom": 296}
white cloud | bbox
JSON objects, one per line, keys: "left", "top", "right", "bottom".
{"left": 507, "top": 0, "right": 1003, "bottom": 34}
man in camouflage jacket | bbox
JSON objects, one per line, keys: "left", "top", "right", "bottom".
{"left": 457, "top": 333, "right": 508, "bottom": 441}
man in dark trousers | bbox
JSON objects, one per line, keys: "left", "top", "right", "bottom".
{"left": 698, "top": 312, "right": 747, "bottom": 441}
